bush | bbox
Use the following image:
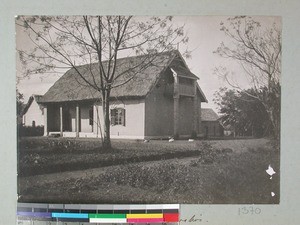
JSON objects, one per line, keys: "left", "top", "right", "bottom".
{"left": 99, "top": 161, "right": 197, "bottom": 194}
{"left": 18, "top": 125, "right": 44, "bottom": 137}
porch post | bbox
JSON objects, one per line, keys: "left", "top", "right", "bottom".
{"left": 60, "top": 105, "right": 63, "bottom": 137}
{"left": 174, "top": 97, "right": 179, "bottom": 137}
{"left": 43, "top": 106, "right": 48, "bottom": 136}
{"left": 76, "top": 104, "right": 79, "bottom": 138}
{"left": 171, "top": 68, "right": 179, "bottom": 138}
{"left": 93, "top": 104, "right": 98, "bottom": 137}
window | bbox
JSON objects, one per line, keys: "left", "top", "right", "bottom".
{"left": 111, "top": 108, "right": 126, "bottom": 126}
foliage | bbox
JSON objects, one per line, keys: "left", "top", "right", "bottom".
{"left": 214, "top": 87, "right": 272, "bottom": 137}
{"left": 214, "top": 16, "right": 281, "bottom": 139}
{"left": 16, "top": 89, "right": 26, "bottom": 127}
{"left": 18, "top": 125, "right": 44, "bottom": 137}
{"left": 16, "top": 16, "right": 190, "bottom": 148}
{"left": 16, "top": 89, "right": 25, "bottom": 117}
{"left": 195, "top": 141, "right": 218, "bottom": 163}
{"left": 100, "top": 162, "right": 195, "bottom": 194}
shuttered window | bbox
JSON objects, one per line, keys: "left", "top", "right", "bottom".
{"left": 111, "top": 108, "right": 126, "bottom": 126}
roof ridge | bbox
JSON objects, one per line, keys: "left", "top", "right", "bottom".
{"left": 75, "top": 50, "right": 179, "bottom": 68}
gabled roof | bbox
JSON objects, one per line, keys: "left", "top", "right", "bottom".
{"left": 201, "top": 108, "right": 219, "bottom": 121}
{"left": 169, "top": 55, "right": 199, "bottom": 80}
{"left": 40, "top": 50, "right": 205, "bottom": 103}
{"left": 22, "top": 95, "right": 43, "bottom": 116}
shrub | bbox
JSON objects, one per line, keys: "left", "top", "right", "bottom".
{"left": 193, "top": 141, "right": 218, "bottom": 165}
{"left": 99, "top": 161, "right": 198, "bottom": 194}
{"left": 18, "top": 125, "right": 44, "bottom": 137}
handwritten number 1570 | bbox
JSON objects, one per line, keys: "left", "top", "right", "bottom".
{"left": 238, "top": 207, "right": 261, "bottom": 215}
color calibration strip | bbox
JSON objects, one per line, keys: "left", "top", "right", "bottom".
{"left": 17, "top": 203, "right": 179, "bottom": 223}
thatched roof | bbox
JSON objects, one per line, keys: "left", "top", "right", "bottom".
{"left": 201, "top": 108, "right": 219, "bottom": 121}
{"left": 40, "top": 50, "right": 203, "bottom": 103}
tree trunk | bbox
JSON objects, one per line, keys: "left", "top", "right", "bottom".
{"left": 102, "top": 89, "right": 111, "bottom": 149}
{"left": 266, "top": 108, "right": 280, "bottom": 140}
{"left": 267, "top": 77, "right": 280, "bottom": 140}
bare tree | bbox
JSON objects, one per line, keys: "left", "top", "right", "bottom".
{"left": 214, "top": 16, "right": 281, "bottom": 139}
{"left": 16, "top": 16, "right": 189, "bottom": 148}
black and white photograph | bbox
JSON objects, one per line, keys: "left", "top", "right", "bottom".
{"left": 16, "top": 15, "right": 281, "bottom": 204}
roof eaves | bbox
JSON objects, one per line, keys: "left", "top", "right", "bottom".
{"left": 196, "top": 83, "right": 208, "bottom": 103}
{"left": 40, "top": 95, "right": 146, "bottom": 104}
{"left": 177, "top": 74, "right": 198, "bottom": 80}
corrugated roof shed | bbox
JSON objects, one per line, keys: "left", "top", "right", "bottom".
{"left": 201, "top": 108, "right": 219, "bottom": 121}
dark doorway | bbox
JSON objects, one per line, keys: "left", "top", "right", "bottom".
{"left": 63, "top": 108, "right": 71, "bottom": 131}
{"left": 204, "top": 126, "right": 208, "bottom": 138}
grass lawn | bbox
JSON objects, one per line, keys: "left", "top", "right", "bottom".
{"left": 18, "top": 137, "right": 280, "bottom": 204}
{"left": 18, "top": 137, "right": 209, "bottom": 176}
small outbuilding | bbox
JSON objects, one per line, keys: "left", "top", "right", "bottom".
{"left": 201, "top": 108, "right": 224, "bottom": 138}
{"left": 22, "top": 95, "right": 44, "bottom": 127}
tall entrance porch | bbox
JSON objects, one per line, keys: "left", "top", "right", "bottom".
{"left": 43, "top": 102, "right": 98, "bottom": 138}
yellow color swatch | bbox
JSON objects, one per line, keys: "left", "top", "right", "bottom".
{"left": 126, "top": 214, "right": 163, "bottom": 219}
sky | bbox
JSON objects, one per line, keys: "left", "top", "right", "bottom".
{"left": 16, "top": 16, "right": 281, "bottom": 113}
